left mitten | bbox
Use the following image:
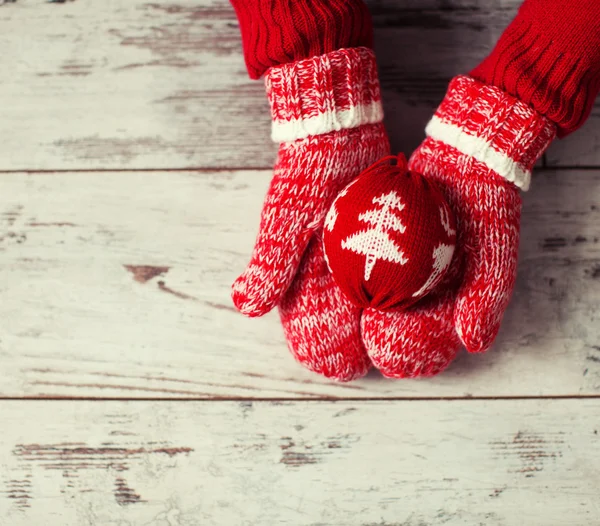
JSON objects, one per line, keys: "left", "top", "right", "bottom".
{"left": 231, "top": 47, "right": 387, "bottom": 318}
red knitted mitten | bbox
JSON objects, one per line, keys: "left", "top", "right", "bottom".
{"left": 362, "top": 0, "right": 600, "bottom": 379}
{"left": 361, "top": 75, "right": 556, "bottom": 378}
{"left": 233, "top": 48, "right": 390, "bottom": 380}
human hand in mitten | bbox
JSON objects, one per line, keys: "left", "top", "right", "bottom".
{"left": 360, "top": 0, "right": 600, "bottom": 378}
{"left": 233, "top": 47, "right": 390, "bottom": 380}
{"left": 360, "top": 75, "right": 556, "bottom": 378}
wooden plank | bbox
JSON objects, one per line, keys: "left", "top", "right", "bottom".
{"left": 1, "top": 0, "right": 596, "bottom": 171}
{"left": 1, "top": 168, "right": 598, "bottom": 398}
{"left": 0, "top": 399, "right": 598, "bottom": 524}
{"left": 0, "top": 0, "right": 272, "bottom": 171}
{"left": 546, "top": 107, "right": 600, "bottom": 167}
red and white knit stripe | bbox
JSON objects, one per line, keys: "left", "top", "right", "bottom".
{"left": 425, "top": 76, "right": 556, "bottom": 191}
{"left": 266, "top": 47, "right": 384, "bottom": 143}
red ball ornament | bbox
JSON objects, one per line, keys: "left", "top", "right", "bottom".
{"left": 323, "top": 154, "right": 457, "bottom": 311}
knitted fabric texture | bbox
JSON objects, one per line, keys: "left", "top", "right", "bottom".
{"left": 470, "top": 0, "right": 600, "bottom": 137}
{"left": 230, "top": 0, "right": 373, "bottom": 79}
{"left": 323, "top": 154, "right": 456, "bottom": 311}
{"left": 232, "top": 48, "right": 389, "bottom": 381}
{"left": 425, "top": 76, "right": 556, "bottom": 191}
{"left": 267, "top": 46, "right": 383, "bottom": 142}
{"left": 361, "top": 75, "right": 556, "bottom": 379}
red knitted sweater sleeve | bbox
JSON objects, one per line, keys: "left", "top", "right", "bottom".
{"left": 470, "top": 0, "right": 600, "bottom": 137}
{"left": 229, "top": 0, "right": 373, "bottom": 79}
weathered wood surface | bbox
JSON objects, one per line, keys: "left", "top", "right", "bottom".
{"left": 0, "top": 400, "right": 598, "bottom": 525}
{"left": 1, "top": 168, "right": 598, "bottom": 398}
{"left": 1, "top": 0, "right": 598, "bottom": 522}
{"left": 0, "top": 0, "right": 597, "bottom": 172}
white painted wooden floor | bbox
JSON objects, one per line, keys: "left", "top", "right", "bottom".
{"left": 0, "top": 1, "right": 599, "bottom": 524}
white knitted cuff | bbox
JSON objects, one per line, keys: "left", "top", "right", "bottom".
{"left": 425, "top": 76, "right": 556, "bottom": 191}
{"left": 265, "top": 47, "right": 384, "bottom": 143}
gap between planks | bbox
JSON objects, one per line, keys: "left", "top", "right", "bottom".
{"left": 0, "top": 166, "right": 269, "bottom": 175}
{"left": 1, "top": 395, "right": 600, "bottom": 402}
{"left": 2, "top": 165, "right": 600, "bottom": 175}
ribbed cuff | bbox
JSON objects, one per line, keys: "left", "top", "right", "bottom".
{"left": 230, "top": 0, "right": 373, "bottom": 79}
{"left": 426, "top": 76, "right": 556, "bottom": 191}
{"left": 470, "top": 0, "right": 600, "bottom": 137}
{"left": 266, "top": 47, "right": 384, "bottom": 143}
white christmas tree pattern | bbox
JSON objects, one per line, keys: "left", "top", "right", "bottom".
{"left": 325, "top": 178, "right": 360, "bottom": 232}
{"left": 411, "top": 205, "right": 456, "bottom": 297}
{"left": 324, "top": 204, "right": 338, "bottom": 232}
{"left": 341, "top": 191, "right": 409, "bottom": 281}
{"left": 412, "top": 242, "right": 455, "bottom": 297}
{"left": 440, "top": 204, "right": 456, "bottom": 237}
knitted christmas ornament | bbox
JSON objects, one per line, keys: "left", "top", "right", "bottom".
{"left": 323, "top": 154, "right": 456, "bottom": 311}
{"left": 232, "top": 47, "right": 390, "bottom": 381}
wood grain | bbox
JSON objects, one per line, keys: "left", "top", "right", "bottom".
{"left": 0, "top": 0, "right": 597, "bottom": 171}
{"left": 0, "top": 400, "right": 598, "bottom": 525}
{"left": 1, "top": 0, "right": 598, "bottom": 520}
{"left": 1, "top": 168, "right": 598, "bottom": 399}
